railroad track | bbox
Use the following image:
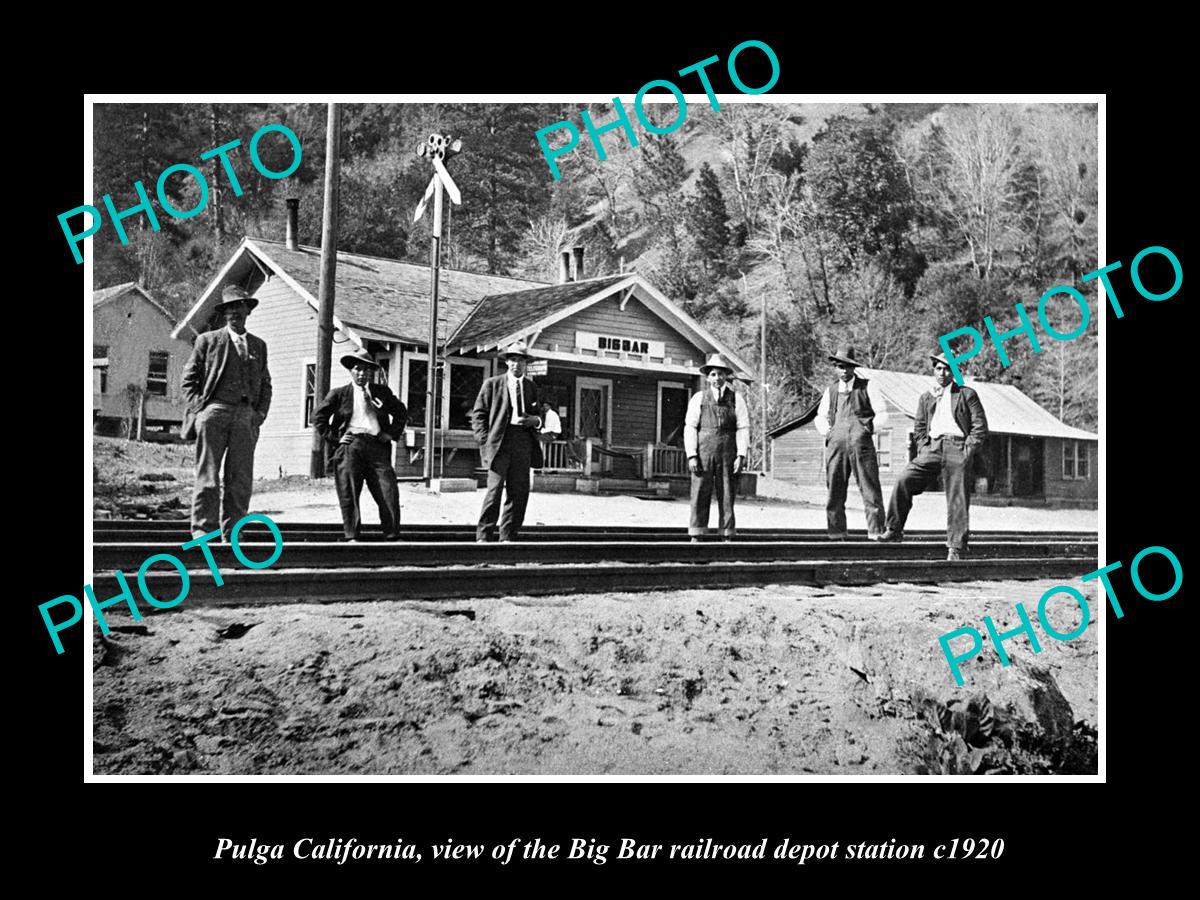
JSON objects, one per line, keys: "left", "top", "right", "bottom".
{"left": 94, "top": 520, "right": 1094, "bottom": 544}
{"left": 93, "top": 539, "right": 1097, "bottom": 571}
{"left": 88, "top": 520, "right": 1098, "bottom": 606}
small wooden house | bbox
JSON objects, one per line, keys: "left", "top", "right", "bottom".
{"left": 92, "top": 282, "right": 197, "bottom": 438}
{"left": 769, "top": 368, "right": 1097, "bottom": 508}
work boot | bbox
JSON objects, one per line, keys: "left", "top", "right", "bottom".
{"left": 828, "top": 532, "right": 848, "bottom": 541}
{"left": 947, "top": 547, "right": 962, "bottom": 561}
{"left": 878, "top": 530, "right": 903, "bottom": 543}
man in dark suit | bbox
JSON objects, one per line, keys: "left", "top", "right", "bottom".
{"left": 181, "top": 284, "right": 273, "bottom": 540}
{"left": 313, "top": 350, "right": 407, "bottom": 541}
{"left": 470, "top": 342, "right": 543, "bottom": 542}
{"left": 881, "top": 352, "right": 988, "bottom": 560}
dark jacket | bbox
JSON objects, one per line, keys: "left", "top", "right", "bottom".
{"left": 470, "top": 374, "right": 544, "bottom": 471}
{"left": 913, "top": 383, "right": 988, "bottom": 455}
{"left": 180, "top": 328, "right": 272, "bottom": 439}
{"left": 312, "top": 382, "right": 408, "bottom": 444}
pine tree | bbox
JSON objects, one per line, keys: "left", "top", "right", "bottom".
{"left": 687, "top": 163, "right": 731, "bottom": 275}
{"left": 440, "top": 104, "right": 557, "bottom": 274}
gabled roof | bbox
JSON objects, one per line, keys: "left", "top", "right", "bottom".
{"left": 769, "top": 368, "right": 1097, "bottom": 441}
{"left": 447, "top": 272, "right": 756, "bottom": 375}
{"left": 171, "top": 237, "right": 547, "bottom": 343}
{"left": 450, "top": 275, "right": 628, "bottom": 351}
{"left": 92, "top": 281, "right": 180, "bottom": 327}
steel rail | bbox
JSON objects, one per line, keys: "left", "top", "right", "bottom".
{"left": 91, "top": 556, "right": 1099, "bottom": 606}
{"left": 93, "top": 539, "right": 1098, "bottom": 572}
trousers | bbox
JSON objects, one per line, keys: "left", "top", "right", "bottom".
{"left": 333, "top": 434, "right": 401, "bottom": 539}
{"left": 690, "top": 430, "right": 738, "bottom": 538}
{"left": 477, "top": 427, "right": 535, "bottom": 541}
{"left": 886, "top": 436, "right": 972, "bottom": 549}
{"left": 825, "top": 430, "right": 885, "bottom": 537}
{"left": 191, "top": 402, "right": 257, "bottom": 539}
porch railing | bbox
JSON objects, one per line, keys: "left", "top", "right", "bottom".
{"left": 538, "top": 439, "right": 582, "bottom": 473}
{"left": 535, "top": 440, "right": 689, "bottom": 479}
{"left": 645, "top": 443, "right": 688, "bottom": 478}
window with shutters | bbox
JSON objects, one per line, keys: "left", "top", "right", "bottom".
{"left": 146, "top": 351, "right": 169, "bottom": 396}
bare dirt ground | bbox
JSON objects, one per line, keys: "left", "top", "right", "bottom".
{"left": 90, "top": 438, "right": 1099, "bottom": 776}
{"left": 92, "top": 580, "right": 1097, "bottom": 776}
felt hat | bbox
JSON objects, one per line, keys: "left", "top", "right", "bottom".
{"left": 341, "top": 349, "right": 382, "bottom": 371}
{"left": 828, "top": 345, "right": 861, "bottom": 367}
{"left": 930, "top": 352, "right": 953, "bottom": 368}
{"left": 215, "top": 283, "right": 259, "bottom": 313}
{"left": 499, "top": 341, "right": 534, "bottom": 361}
{"left": 699, "top": 352, "right": 735, "bottom": 375}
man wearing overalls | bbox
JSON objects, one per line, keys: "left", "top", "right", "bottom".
{"left": 814, "top": 345, "right": 889, "bottom": 540}
{"left": 684, "top": 353, "right": 749, "bottom": 542}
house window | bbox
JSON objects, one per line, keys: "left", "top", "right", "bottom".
{"left": 146, "top": 351, "right": 169, "bottom": 396}
{"left": 447, "top": 360, "right": 488, "bottom": 430}
{"left": 873, "top": 429, "right": 893, "bottom": 471}
{"left": 1063, "top": 441, "right": 1090, "bottom": 480}
{"left": 303, "top": 363, "right": 316, "bottom": 427}
{"left": 404, "top": 353, "right": 437, "bottom": 429}
{"left": 94, "top": 345, "right": 109, "bottom": 394}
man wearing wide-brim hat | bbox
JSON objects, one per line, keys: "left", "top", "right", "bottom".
{"left": 683, "top": 352, "right": 750, "bottom": 541}
{"left": 880, "top": 351, "right": 988, "bottom": 560}
{"left": 181, "top": 283, "right": 273, "bottom": 540}
{"left": 312, "top": 349, "right": 408, "bottom": 541}
{"left": 815, "top": 345, "right": 890, "bottom": 540}
{"left": 469, "top": 341, "right": 544, "bottom": 542}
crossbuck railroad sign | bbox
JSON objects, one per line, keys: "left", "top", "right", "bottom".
{"left": 413, "top": 133, "right": 462, "bottom": 230}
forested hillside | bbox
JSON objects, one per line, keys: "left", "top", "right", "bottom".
{"left": 92, "top": 101, "right": 1098, "bottom": 448}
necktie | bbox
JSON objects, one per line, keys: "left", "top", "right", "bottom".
{"left": 516, "top": 379, "right": 524, "bottom": 417}
{"left": 235, "top": 335, "right": 247, "bottom": 361}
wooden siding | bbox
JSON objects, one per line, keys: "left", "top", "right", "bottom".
{"left": 1043, "top": 438, "right": 1098, "bottom": 502}
{"left": 93, "top": 292, "right": 194, "bottom": 424}
{"left": 770, "top": 400, "right": 913, "bottom": 489}
{"left": 537, "top": 295, "right": 707, "bottom": 366}
{"left": 246, "top": 275, "right": 355, "bottom": 477}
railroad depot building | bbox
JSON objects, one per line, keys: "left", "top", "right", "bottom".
{"left": 172, "top": 233, "right": 753, "bottom": 490}
{"left": 93, "top": 282, "right": 198, "bottom": 438}
{"left": 768, "top": 368, "right": 1097, "bottom": 507}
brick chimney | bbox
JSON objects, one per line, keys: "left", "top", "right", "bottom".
{"left": 285, "top": 198, "right": 299, "bottom": 251}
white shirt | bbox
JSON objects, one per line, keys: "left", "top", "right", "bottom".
{"left": 813, "top": 377, "right": 889, "bottom": 436}
{"left": 226, "top": 325, "right": 248, "bottom": 359}
{"left": 540, "top": 408, "right": 563, "bottom": 435}
{"left": 347, "top": 384, "right": 381, "bottom": 435}
{"left": 928, "top": 386, "right": 964, "bottom": 438}
{"left": 507, "top": 374, "right": 528, "bottom": 425}
{"left": 683, "top": 385, "right": 750, "bottom": 458}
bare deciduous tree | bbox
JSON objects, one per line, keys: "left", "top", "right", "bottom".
{"left": 912, "top": 106, "right": 1027, "bottom": 279}
{"left": 716, "top": 106, "right": 792, "bottom": 237}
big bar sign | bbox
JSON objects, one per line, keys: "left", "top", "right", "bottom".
{"left": 575, "top": 330, "right": 665, "bottom": 358}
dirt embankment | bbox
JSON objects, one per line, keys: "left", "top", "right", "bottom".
{"left": 93, "top": 579, "right": 1097, "bottom": 776}
{"left": 93, "top": 437, "right": 194, "bottom": 519}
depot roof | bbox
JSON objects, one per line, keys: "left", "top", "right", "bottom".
{"left": 769, "top": 368, "right": 1097, "bottom": 441}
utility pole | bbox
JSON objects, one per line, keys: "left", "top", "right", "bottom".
{"left": 412, "top": 133, "right": 463, "bottom": 485}
{"left": 761, "top": 280, "right": 768, "bottom": 475}
{"left": 309, "top": 103, "right": 341, "bottom": 478}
